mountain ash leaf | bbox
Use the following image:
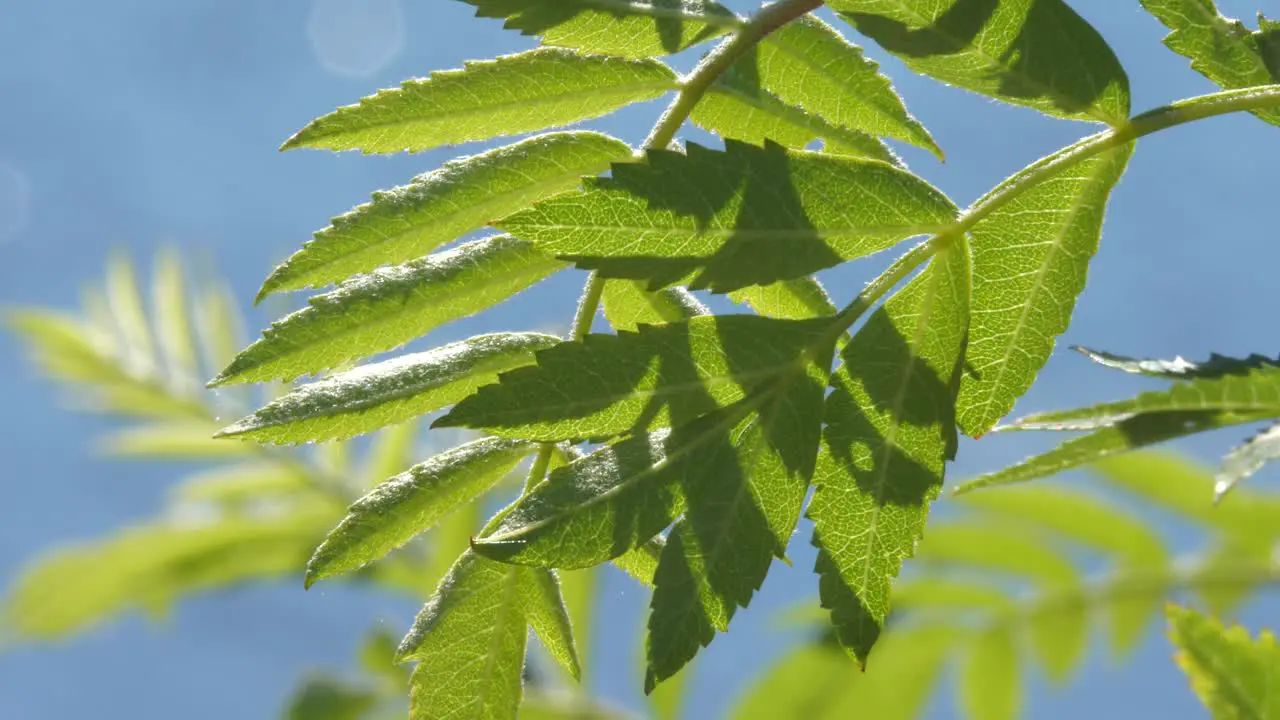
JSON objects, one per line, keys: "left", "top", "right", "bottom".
{"left": 282, "top": 48, "right": 678, "bottom": 154}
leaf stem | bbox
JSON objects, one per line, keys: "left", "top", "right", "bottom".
{"left": 518, "top": 0, "right": 829, "bottom": 500}
{"left": 826, "top": 84, "right": 1280, "bottom": 330}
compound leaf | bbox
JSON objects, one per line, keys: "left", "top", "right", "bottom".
{"left": 437, "top": 314, "right": 830, "bottom": 441}
{"left": 957, "top": 141, "right": 1134, "bottom": 437}
{"left": 211, "top": 236, "right": 565, "bottom": 386}
{"left": 305, "top": 437, "right": 537, "bottom": 586}
{"left": 960, "top": 627, "right": 1020, "bottom": 720}
{"left": 260, "top": 132, "right": 632, "bottom": 298}
{"left": 729, "top": 277, "right": 837, "bottom": 320}
{"left": 1072, "top": 346, "right": 1280, "bottom": 379}
{"left": 521, "top": 568, "right": 581, "bottom": 682}
{"left": 808, "top": 237, "right": 970, "bottom": 664}
{"left": 1216, "top": 421, "right": 1280, "bottom": 501}
{"left": 832, "top": 0, "right": 1131, "bottom": 125}
{"left": 498, "top": 140, "right": 957, "bottom": 293}
{"left": 461, "top": 0, "right": 740, "bottom": 58}
{"left": 283, "top": 49, "right": 677, "bottom": 154}
{"left": 218, "top": 333, "right": 560, "bottom": 444}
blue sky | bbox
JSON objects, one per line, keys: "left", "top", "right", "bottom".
{"left": 0, "top": 1, "right": 1278, "bottom": 718}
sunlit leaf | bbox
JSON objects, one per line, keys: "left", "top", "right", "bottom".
{"left": 1167, "top": 604, "right": 1280, "bottom": 717}
{"left": 646, "top": 336, "right": 834, "bottom": 689}
{"left": 437, "top": 314, "right": 830, "bottom": 441}
{"left": 283, "top": 49, "right": 677, "bottom": 154}
{"left": 1216, "top": 420, "right": 1280, "bottom": 501}
{"left": 218, "top": 333, "right": 560, "bottom": 444}
{"left": 957, "top": 141, "right": 1135, "bottom": 436}
{"left": 496, "top": 140, "right": 957, "bottom": 293}
{"left": 832, "top": 0, "right": 1131, "bottom": 125}
{"left": 728, "top": 277, "right": 837, "bottom": 320}
{"left": 808, "top": 238, "right": 970, "bottom": 663}
{"left": 750, "top": 16, "right": 940, "bottom": 157}
{"left": 210, "top": 236, "right": 565, "bottom": 386}
{"left": 260, "top": 132, "right": 631, "bottom": 298}
{"left": 1141, "top": 0, "right": 1280, "bottom": 127}
{"left": 1072, "top": 346, "right": 1280, "bottom": 379}
{"left": 400, "top": 551, "right": 529, "bottom": 719}
{"left": 601, "top": 282, "right": 708, "bottom": 333}
{"left": 522, "top": 568, "right": 581, "bottom": 682}
{"left": 104, "top": 423, "right": 256, "bottom": 459}
{"left": 306, "top": 438, "right": 537, "bottom": 586}
{"left": 462, "top": 0, "right": 740, "bottom": 58}
{"left": 284, "top": 675, "right": 378, "bottom": 720}
{"left": 172, "top": 463, "right": 313, "bottom": 507}
{"left": 960, "top": 627, "right": 1020, "bottom": 720}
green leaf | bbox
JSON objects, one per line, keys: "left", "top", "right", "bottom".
{"left": 195, "top": 280, "right": 247, "bottom": 375}
{"left": 915, "top": 525, "right": 1078, "bottom": 586}
{"left": 425, "top": 502, "right": 485, "bottom": 595}
{"left": 957, "top": 141, "right": 1135, "bottom": 437}
{"left": 750, "top": 16, "right": 940, "bottom": 157}
{"left": 105, "top": 252, "right": 156, "bottom": 375}
{"left": 1028, "top": 596, "right": 1087, "bottom": 683}
{"left": 691, "top": 64, "right": 899, "bottom": 164}
{"left": 495, "top": 140, "right": 958, "bottom": 293}
{"left": 520, "top": 692, "right": 634, "bottom": 720}
{"left": 646, "top": 336, "right": 834, "bottom": 689}
{"left": 284, "top": 675, "right": 378, "bottom": 720}
{"left": 1005, "top": 366, "right": 1280, "bottom": 432}
{"left": 1216, "top": 421, "right": 1280, "bottom": 502}
{"left": 521, "top": 568, "right": 581, "bottom": 682}
{"left": 1072, "top": 346, "right": 1280, "bottom": 380}
{"left": 953, "top": 410, "right": 1276, "bottom": 495}
{"left": 647, "top": 653, "right": 693, "bottom": 720}
{"left": 283, "top": 48, "right": 678, "bottom": 154}
{"left": 6, "top": 310, "right": 207, "bottom": 420}
{"left": 469, "top": 427, "right": 687, "bottom": 569}
{"left": 306, "top": 437, "right": 537, "bottom": 586}
{"left": 612, "top": 538, "right": 666, "bottom": 586}
{"left": 210, "top": 236, "right": 566, "bottom": 386}
{"left": 3, "top": 506, "right": 333, "bottom": 639}
{"left": 400, "top": 551, "right": 529, "bottom": 720}
{"left": 103, "top": 423, "right": 257, "bottom": 459}
{"left": 461, "top": 0, "right": 740, "bottom": 58}
{"left": 832, "top": 0, "right": 1131, "bottom": 125}
{"left": 729, "top": 277, "right": 837, "bottom": 320}
{"left": 554, "top": 567, "right": 597, "bottom": 680}
{"left": 601, "top": 281, "right": 708, "bottom": 333}
{"left": 808, "top": 237, "right": 970, "bottom": 664}
{"left": 217, "top": 333, "right": 560, "bottom": 444}
{"left": 151, "top": 249, "right": 198, "bottom": 388}
{"left": 437, "top": 314, "right": 831, "bottom": 441}
{"left": 960, "top": 627, "right": 1020, "bottom": 720}
{"left": 1167, "top": 604, "right": 1280, "bottom": 718}
{"left": 260, "top": 132, "right": 632, "bottom": 299}
{"left": 362, "top": 419, "right": 422, "bottom": 488}
{"left": 171, "top": 463, "right": 313, "bottom": 507}
{"left": 1141, "top": 0, "right": 1280, "bottom": 127}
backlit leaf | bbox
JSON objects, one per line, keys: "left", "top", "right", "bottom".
{"left": 283, "top": 49, "right": 677, "bottom": 154}
{"left": 915, "top": 525, "right": 1078, "bottom": 586}
{"left": 808, "top": 237, "right": 970, "bottom": 663}
{"left": 729, "top": 277, "right": 837, "bottom": 320}
{"left": 1167, "top": 604, "right": 1280, "bottom": 717}
{"left": 646, "top": 336, "right": 834, "bottom": 689}
{"left": 260, "top": 132, "right": 631, "bottom": 298}
{"left": 284, "top": 676, "right": 377, "bottom": 720}
{"left": 960, "top": 627, "right": 1020, "bottom": 720}
{"left": 496, "top": 140, "right": 957, "bottom": 293}
{"left": 521, "top": 568, "right": 581, "bottom": 682}
{"left": 1141, "top": 0, "right": 1280, "bottom": 127}
{"left": 691, "top": 64, "right": 899, "bottom": 164}
{"left": 400, "top": 551, "right": 529, "bottom": 719}
{"left": 437, "top": 314, "right": 830, "bottom": 441}
{"left": 3, "top": 507, "right": 333, "bottom": 639}
{"left": 217, "top": 333, "right": 560, "bottom": 444}
{"left": 953, "top": 411, "right": 1276, "bottom": 494}
{"left": 602, "top": 282, "right": 708, "bottom": 333}
{"left": 957, "top": 141, "right": 1135, "bottom": 436}
{"left": 1005, "top": 366, "right": 1280, "bottom": 431}
{"left": 462, "top": 0, "right": 739, "bottom": 58}
{"left": 751, "top": 16, "right": 941, "bottom": 157}
{"left": 306, "top": 437, "right": 537, "bottom": 586}
{"left": 210, "top": 236, "right": 566, "bottom": 386}
{"left": 832, "top": 0, "right": 1131, "bottom": 125}
{"left": 104, "top": 423, "right": 256, "bottom": 459}
{"left": 613, "top": 538, "right": 666, "bottom": 587}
